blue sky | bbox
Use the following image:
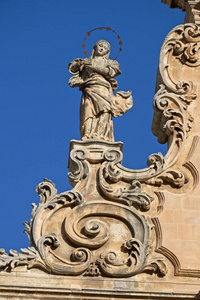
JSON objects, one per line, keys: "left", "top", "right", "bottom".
{"left": 0, "top": 1, "right": 184, "bottom": 252}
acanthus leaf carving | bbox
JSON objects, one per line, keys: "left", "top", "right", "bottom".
{"left": 159, "top": 23, "right": 199, "bottom": 97}
{"left": 143, "top": 257, "right": 168, "bottom": 277}
{"left": 36, "top": 229, "right": 92, "bottom": 275}
{"left": 3, "top": 22, "right": 200, "bottom": 283}
{"left": 44, "top": 190, "right": 84, "bottom": 209}
{"left": 23, "top": 203, "right": 38, "bottom": 246}
{"left": 145, "top": 169, "right": 189, "bottom": 188}
{"left": 98, "top": 237, "right": 146, "bottom": 277}
{"left": 0, "top": 145, "right": 168, "bottom": 278}
{"left": 172, "top": 24, "right": 200, "bottom": 67}
{"left": 36, "top": 178, "right": 57, "bottom": 205}
{"left": 0, "top": 247, "right": 39, "bottom": 271}
{"left": 99, "top": 165, "right": 154, "bottom": 210}
{"left": 152, "top": 84, "right": 190, "bottom": 169}
{"left": 176, "top": 82, "right": 197, "bottom": 104}
{"left": 151, "top": 23, "right": 200, "bottom": 192}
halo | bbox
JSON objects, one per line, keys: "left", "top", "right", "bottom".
{"left": 82, "top": 27, "right": 123, "bottom": 60}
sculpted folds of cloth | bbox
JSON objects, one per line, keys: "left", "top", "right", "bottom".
{"left": 68, "top": 40, "right": 133, "bottom": 141}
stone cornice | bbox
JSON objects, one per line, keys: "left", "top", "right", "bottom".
{"left": 162, "top": 0, "right": 200, "bottom": 24}
{"left": 162, "top": 0, "right": 188, "bottom": 11}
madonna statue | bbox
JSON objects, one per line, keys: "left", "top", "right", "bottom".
{"left": 68, "top": 40, "right": 133, "bottom": 141}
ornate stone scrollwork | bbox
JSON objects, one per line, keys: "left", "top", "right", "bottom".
{"left": 0, "top": 172, "right": 167, "bottom": 277}
{"left": 36, "top": 232, "right": 92, "bottom": 275}
{"left": 98, "top": 238, "right": 145, "bottom": 277}
{"left": 158, "top": 24, "right": 199, "bottom": 97}
{"left": 151, "top": 23, "right": 199, "bottom": 191}
{"left": 152, "top": 85, "right": 188, "bottom": 168}
{"left": 152, "top": 24, "right": 197, "bottom": 179}
{"left": 68, "top": 148, "right": 89, "bottom": 187}
{"left": 99, "top": 169, "right": 153, "bottom": 210}
{"left": 146, "top": 169, "right": 189, "bottom": 188}
{"left": 143, "top": 257, "right": 168, "bottom": 277}
{"left": 151, "top": 83, "right": 198, "bottom": 194}
{"left": 149, "top": 20, "right": 200, "bottom": 280}
{"left": 0, "top": 131, "right": 170, "bottom": 277}
{"left": 2, "top": 20, "right": 200, "bottom": 288}
{"left": 171, "top": 24, "right": 200, "bottom": 67}
{"left": 102, "top": 149, "right": 165, "bottom": 183}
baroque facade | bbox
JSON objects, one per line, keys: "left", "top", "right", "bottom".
{"left": 0, "top": 1, "right": 200, "bottom": 299}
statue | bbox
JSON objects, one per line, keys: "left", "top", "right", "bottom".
{"left": 68, "top": 40, "right": 133, "bottom": 141}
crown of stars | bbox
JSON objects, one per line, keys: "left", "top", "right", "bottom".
{"left": 82, "top": 27, "right": 123, "bottom": 60}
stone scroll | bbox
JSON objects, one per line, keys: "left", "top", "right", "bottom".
{"left": 0, "top": 12, "right": 200, "bottom": 300}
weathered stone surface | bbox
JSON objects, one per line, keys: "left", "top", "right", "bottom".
{"left": 1, "top": 5, "right": 200, "bottom": 300}
{"left": 151, "top": 21, "right": 200, "bottom": 278}
{"left": 68, "top": 40, "right": 133, "bottom": 142}
{"left": 162, "top": 0, "right": 200, "bottom": 25}
{"left": 0, "top": 271, "right": 199, "bottom": 299}
{"left": 162, "top": 0, "right": 187, "bottom": 11}
{"left": 0, "top": 140, "right": 167, "bottom": 279}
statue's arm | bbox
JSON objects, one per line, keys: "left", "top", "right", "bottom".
{"left": 84, "top": 59, "right": 121, "bottom": 78}
{"left": 107, "top": 60, "right": 122, "bottom": 78}
{"left": 68, "top": 58, "right": 84, "bottom": 74}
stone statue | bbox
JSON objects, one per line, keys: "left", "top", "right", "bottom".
{"left": 68, "top": 40, "right": 133, "bottom": 141}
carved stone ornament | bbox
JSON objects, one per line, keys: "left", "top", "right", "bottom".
{"left": 0, "top": 142, "right": 167, "bottom": 277}
{"left": 162, "top": 0, "right": 200, "bottom": 25}
{"left": 1, "top": 27, "right": 200, "bottom": 282}
{"left": 162, "top": 0, "right": 188, "bottom": 11}
{"left": 68, "top": 40, "right": 133, "bottom": 142}
{"left": 152, "top": 23, "right": 199, "bottom": 175}
{"left": 151, "top": 20, "right": 200, "bottom": 279}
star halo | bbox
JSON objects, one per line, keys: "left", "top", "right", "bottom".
{"left": 82, "top": 27, "right": 123, "bottom": 60}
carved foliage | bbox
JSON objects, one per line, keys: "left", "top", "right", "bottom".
{"left": 151, "top": 25, "right": 199, "bottom": 187}
{"left": 149, "top": 23, "right": 200, "bottom": 279}
{"left": 98, "top": 149, "right": 166, "bottom": 210}
{"left": 0, "top": 247, "right": 38, "bottom": 271}
{"left": 2, "top": 24, "right": 200, "bottom": 283}
{"left": 0, "top": 175, "right": 167, "bottom": 277}
{"left": 153, "top": 25, "right": 196, "bottom": 174}
{"left": 159, "top": 24, "right": 199, "bottom": 98}
{"left": 172, "top": 24, "right": 200, "bottom": 67}
{"left": 146, "top": 168, "right": 189, "bottom": 188}
{"left": 152, "top": 84, "right": 193, "bottom": 169}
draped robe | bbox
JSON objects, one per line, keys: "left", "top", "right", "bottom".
{"left": 68, "top": 57, "right": 132, "bottom": 141}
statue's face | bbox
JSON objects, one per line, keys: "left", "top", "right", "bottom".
{"left": 94, "top": 41, "right": 109, "bottom": 57}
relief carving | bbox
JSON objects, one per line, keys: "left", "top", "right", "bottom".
{"left": 0, "top": 247, "right": 38, "bottom": 271}
{"left": 151, "top": 19, "right": 200, "bottom": 278}
{"left": 1, "top": 24, "right": 199, "bottom": 281}
{"left": 0, "top": 148, "right": 167, "bottom": 277}
{"left": 68, "top": 148, "right": 89, "bottom": 186}
{"left": 151, "top": 22, "right": 199, "bottom": 194}
{"left": 158, "top": 24, "right": 199, "bottom": 97}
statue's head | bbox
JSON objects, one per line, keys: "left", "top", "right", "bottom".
{"left": 92, "top": 40, "right": 111, "bottom": 58}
